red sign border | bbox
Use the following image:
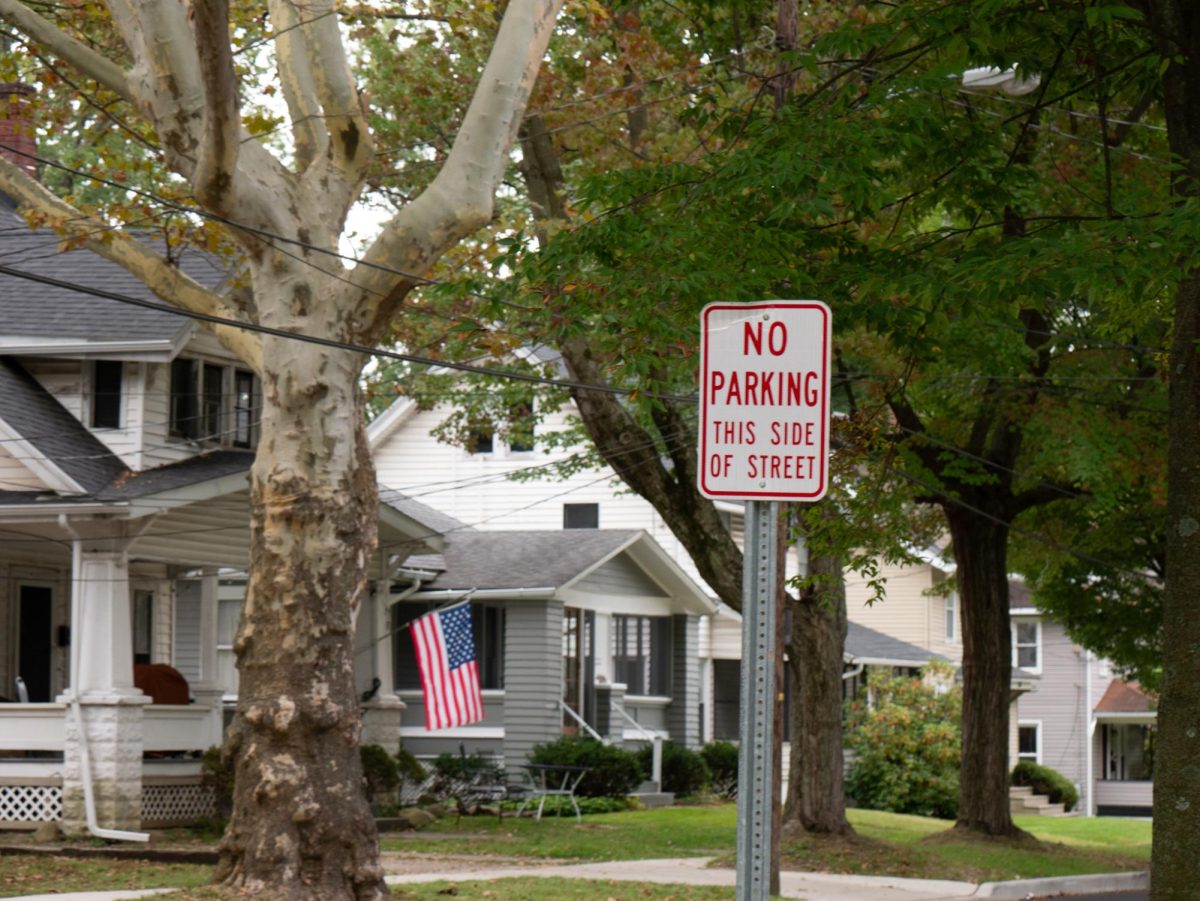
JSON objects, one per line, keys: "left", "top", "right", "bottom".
{"left": 697, "top": 300, "right": 831, "bottom": 501}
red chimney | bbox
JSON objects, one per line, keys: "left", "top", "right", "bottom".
{"left": 0, "top": 83, "right": 37, "bottom": 179}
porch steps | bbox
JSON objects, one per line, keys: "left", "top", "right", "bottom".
{"left": 1009, "top": 785, "right": 1068, "bottom": 817}
{"left": 632, "top": 780, "right": 674, "bottom": 808}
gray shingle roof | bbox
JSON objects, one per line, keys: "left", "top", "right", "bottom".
{"left": 379, "top": 489, "right": 472, "bottom": 540}
{"left": 94, "top": 449, "right": 252, "bottom": 500}
{"left": 845, "top": 621, "right": 934, "bottom": 666}
{"left": 416, "top": 529, "right": 642, "bottom": 591}
{"left": 0, "top": 356, "right": 125, "bottom": 493}
{"left": 0, "top": 207, "right": 227, "bottom": 343}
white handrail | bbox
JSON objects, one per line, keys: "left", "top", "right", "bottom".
{"left": 558, "top": 699, "right": 606, "bottom": 744}
{"left": 615, "top": 706, "right": 663, "bottom": 789}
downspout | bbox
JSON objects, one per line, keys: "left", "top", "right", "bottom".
{"left": 1084, "top": 649, "right": 1095, "bottom": 817}
{"left": 60, "top": 514, "right": 149, "bottom": 843}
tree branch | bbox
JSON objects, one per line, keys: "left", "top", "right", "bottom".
{"left": 192, "top": 0, "right": 240, "bottom": 214}
{"left": 267, "top": 0, "right": 325, "bottom": 173}
{"left": 0, "top": 0, "right": 136, "bottom": 105}
{"left": 0, "top": 156, "right": 262, "bottom": 371}
{"left": 351, "top": 0, "right": 565, "bottom": 338}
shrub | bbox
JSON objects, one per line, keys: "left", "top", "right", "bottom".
{"left": 700, "top": 741, "right": 739, "bottom": 799}
{"left": 360, "top": 744, "right": 401, "bottom": 803}
{"left": 528, "top": 736, "right": 644, "bottom": 798}
{"left": 844, "top": 661, "right": 961, "bottom": 820}
{"left": 1012, "top": 761, "right": 1080, "bottom": 812}
{"left": 200, "top": 745, "right": 235, "bottom": 825}
{"left": 638, "top": 741, "right": 710, "bottom": 797}
{"left": 428, "top": 751, "right": 500, "bottom": 800}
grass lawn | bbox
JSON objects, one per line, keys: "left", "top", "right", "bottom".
{"left": 381, "top": 803, "right": 1151, "bottom": 883}
{"left": 381, "top": 804, "right": 737, "bottom": 861}
{"left": 0, "top": 853, "right": 210, "bottom": 898}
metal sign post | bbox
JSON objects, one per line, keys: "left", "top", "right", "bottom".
{"left": 697, "top": 300, "right": 832, "bottom": 900}
{"left": 735, "top": 499, "right": 778, "bottom": 901}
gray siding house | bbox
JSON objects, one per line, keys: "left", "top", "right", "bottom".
{"left": 1011, "top": 585, "right": 1155, "bottom": 817}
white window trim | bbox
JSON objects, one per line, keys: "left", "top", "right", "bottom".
{"left": 1012, "top": 618, "right": 1042, "bottom": 675}
{"left": 945, "top": 590, "right": 958, "bottom": 644}
{"left": 1017, "top": 719, "right": 1042, "bottom": 764}
{"left": 87, "top": 360, "right": 125, "bottom": 431}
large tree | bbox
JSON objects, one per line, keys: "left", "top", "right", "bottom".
{"left": 0, "top": 0, "right": 562, "bottom": 897}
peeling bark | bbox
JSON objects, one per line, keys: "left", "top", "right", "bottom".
{"left": 783, "top": 550, "right": 851, "bottom": 836}
{"left": 215, "top": 334, "right": 384, "bottom": 899}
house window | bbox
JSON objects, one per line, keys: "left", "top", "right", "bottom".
{"left": 945, "top": 590, "right": 957, "bottom": 643}
{"left": 563, "top": 503, "right": 599, "bottom": 530}
{"left": 392, "top": 601, "right": 504, "bottom": 691}
{"left": 170, "top": 357, "right": 259, "bottom": 447}
{"left": 169, "top": 358, "right": 199, "bottom": 439}
{"left": 90, "top": 360, "right": 123, "bottom": 429}
{"left": 613, "top": 614, "right": 671, "bottom": 696}
{"left": 1012, "top": 620, "right": 1040, "bottom": 671}
{"left": 201, "top": 364, "right": 225, "bottom": 440}
{"left": 1017, "top": 722, "right": 1040, "bottom": 764}
{"left": 132, "top": 589, "right": 154, "bottom": 665}
{"left": 508, "top": 398, "right": 535, "bottom": 452}
{"left": 466, "top": 424, "right": 495, "bottom": 455}
{"left": 1102, "top": 723, "right": 1155, "bottom": 781}
{"left": 233, "top": 370, "right": 256, "bottom": 448}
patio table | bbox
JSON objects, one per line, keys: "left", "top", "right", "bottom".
{"left": 517, "top": 763, "right": 590, "bottom": 822}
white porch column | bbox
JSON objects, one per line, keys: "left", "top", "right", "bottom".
{"left": 188, "top": 569, "right": 226, "bottom": 751}
{"left": 360, "top": 578, "right": 404, "bottom": 750}
{"left": 61, "top": 546, "right": 151, "bottom": 835}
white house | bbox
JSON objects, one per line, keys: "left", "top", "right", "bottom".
{"left": 0, "top": 199, "right": 445, "bottom": 835}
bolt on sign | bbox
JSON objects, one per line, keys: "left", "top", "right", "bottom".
{"left": 698, "top": 300, "right": 831, "bottom": 501}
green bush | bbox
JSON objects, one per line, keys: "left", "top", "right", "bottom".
{"left": 528, "top": 736, "right": 644, "bottom": 798}
{"left": 638, "top": 741, "right": 710, "bottom": 797}
{"left": 1012, "top": 761, "right": 1080, "bottom": 812}
{"left": 200, "top": 745, "right": 235, "bottom": 826}
{"left": 360, "top": 744, "right": 401, "bottom": 802}
{"left": 845, "top": 661, "right": 961, "bottom": 820}
{"left": 700, "top": 741, "right": 740, "bottom": 799}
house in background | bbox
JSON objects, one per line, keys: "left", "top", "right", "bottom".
{"left": 369, "top": 392, "right": 940, "bottom": 756}
{"left": 1010, "top": 584, "right": 1155, "bottom": 817}
{"left": 0, "top": 191, "right": 442, "bottom": 834}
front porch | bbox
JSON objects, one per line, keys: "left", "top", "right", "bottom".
{"left": 0, "top": 702, "right": 218, "bottom": 829}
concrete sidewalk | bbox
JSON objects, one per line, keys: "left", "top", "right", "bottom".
{"left": 2, "top": 860, "right": 1149, "bottom": 901}
{"left": 385, "top": 856, "right": 979, "bottom": 900}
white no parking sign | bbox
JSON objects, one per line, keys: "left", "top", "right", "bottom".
{"left": 697, "top": 300, "right": 832, "bottom": 501}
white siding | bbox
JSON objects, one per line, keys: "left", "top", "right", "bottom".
{"left": 374, "top": 403, "right": 718, "bottom": 595}
{"left": 0, "top": 445, "right": 46, "bottom": 489}
{"left": 844, "top": 560, "right": 962, "bottom": 663}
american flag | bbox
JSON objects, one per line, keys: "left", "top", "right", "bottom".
{"left": 411, "top": 601, "right": 484, "bottom": 730}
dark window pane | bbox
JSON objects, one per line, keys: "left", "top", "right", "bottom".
{"left": 563, "top": 503, "right": 599, "bottom": 529}
{"left": 170, "top": 358, "right": 198, "bottom": 439}
{"left": 393, "top": 600, "right": 503, "bottom": 691}
{"left": 1018, "top": 725, "right": 1038, "bottom": 757}
{"left": 467, "top": 427, "right": 494, "bottom": 454}
{"left": 234, "top": 370, "right": 255, "bottom": 447}
{"left": 509, "top": 400, "right": 534, "bottom": 452}
{"left": 202, "top": 364, "right": 224, "bottom": 440}
{"left": 91, "top": 361, "right": 123, "bottom": 429}
{"left": 613, "top": 614, "right": 671, "bottom": 696}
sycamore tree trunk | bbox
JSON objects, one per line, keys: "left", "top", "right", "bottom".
{"left": 1146, "top": 5, "right": 1200, "bottom": 896}
{"left": 783, "top": 550, "right": 850, "bottom": 835}
{"left": 215, "top": 333, "right": 382, "bottom": 896}
{"left": 945, "top": 505, "right": 1019, "bottom": 837}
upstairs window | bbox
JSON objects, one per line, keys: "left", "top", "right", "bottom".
{"left": 90, "top": 361, "right": 123, "bottom": 429}
{"left": 170, "top": 358, "right": 199, "bottom": 439}
{"left": 1012, "top": 620, "right": 1040, "bottom": 672}
{"left": 170, "top": 357, "right": 259, "bottom": 447}
{"left": 945, "top": 590, "right": 958, "bottom": 643}
{"left": 508, "top": 399, "right": 535, "bottom": 453}
{"left": 563, "top": 503, "right": 599, "bottom": 529}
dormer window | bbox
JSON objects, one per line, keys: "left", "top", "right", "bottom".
{"left": 90, "top": 360, "right": 123, "bottom": 429}
{"left": 170, "top": 356, "right": 259, "bottom": 447}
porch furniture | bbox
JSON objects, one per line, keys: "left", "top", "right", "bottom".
{"left": 454, "top": 766, "right": 533, "bottom": 822}
{"left": 517, "top": 763, "right": 589, "bottom": 822}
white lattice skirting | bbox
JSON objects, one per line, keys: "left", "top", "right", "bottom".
{"left": 142, "top": 781, "right": 216, "bottom": 826}
{"left": 0, "top": 783, "right": 63, "bottom": 826}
